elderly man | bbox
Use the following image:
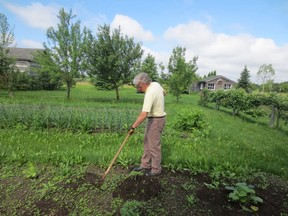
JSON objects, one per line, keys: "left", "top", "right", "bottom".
{"left": 129, "top": 72, "right": 166, "bottom": 176}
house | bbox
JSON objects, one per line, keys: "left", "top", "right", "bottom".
{"left": 196, "top": 75, "right": 236, "bottom": 91}
{"left": 7, "top": 47, "right": 44, "bottom": 72}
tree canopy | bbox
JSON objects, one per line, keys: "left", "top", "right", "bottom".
{"left": 237, "top": 65, "right": 251, "bottom": 93}
{"left": 257, "top": 64, "right": 275, "bottom": 92}
{"left": 37, "top": 8, "right": 87, "bottom": 99}
{"left": 167, "top": 46, "right": 198, "bottom": 102}
{"left": 140, "top": 54, "right": 158, "bottom": 81}
{"left": 86, "top": 24, "right": 143, "bottom": 100}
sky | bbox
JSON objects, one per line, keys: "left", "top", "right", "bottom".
{"left": 1, "top": 0, "right": 288, "bottom": 83}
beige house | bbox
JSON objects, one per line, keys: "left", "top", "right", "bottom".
{"left": 7, "top": 47, "right": 43, "bottom": 72}
{"left": 196, "top": 75, "right": 236, "bottom": 91}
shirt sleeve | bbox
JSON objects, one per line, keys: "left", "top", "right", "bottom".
{"left": 142, "top": 91, "right": 154, "bottom": 112}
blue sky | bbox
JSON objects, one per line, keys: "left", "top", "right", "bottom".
{"left": 1, "top": 0, "right": 288, "bottom": 83}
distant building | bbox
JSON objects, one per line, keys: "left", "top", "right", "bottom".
{"left": 7, "top": 47, "right": 44, "bottom": 72}
{"left": 195, "top": 75, "right": 236, "bottom": 91}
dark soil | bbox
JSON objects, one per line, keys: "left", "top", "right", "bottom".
{"left": 0, "top": 165, "right": 288, "bottom": 216}
{"left": 112, "top": 169, "right": 288, "bottom": 216}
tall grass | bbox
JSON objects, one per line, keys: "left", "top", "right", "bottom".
{"left": 0, "top": 83, "right": 287, "bottom": 179}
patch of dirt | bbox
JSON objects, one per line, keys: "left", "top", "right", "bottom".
{"left": 112, "top": 169, "right": 288, "bottom": 215}
{"left": 34, "top": 199, "right": 69, "bottom": 216}
{"left": 113, "top": 175, "right": 162, "bottom": 201}
{"left": 0, "top": 165, "right": 288, "bottom": 215}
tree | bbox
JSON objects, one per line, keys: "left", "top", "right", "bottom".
{"left": 86, "top": 24, "right": 143, "bottom": 100}
{"left": 204, "top": 70, "right": 217, "bottom": 78}
{"left": 158, "top": 62, "right": 167, "bottom": 84}
{"left": 237, "top": 65, "right": 251, "bottom": 93}
{"left": 39, "top": 8, "right": 87, "bottom": 98}
{"left": 32, "top": 50, "right": 63, "bottom": 90}
{"left": 257, "top": 64, "right": 275, "bottom": 92}
{"left": 140, "top": 54, "right": 158, "bottom": 81}
{"left": 0, "top": 13, "right": 16, "bottom": 97}
{"left": 167, "top": 46, "right": 198, "bottom": 102}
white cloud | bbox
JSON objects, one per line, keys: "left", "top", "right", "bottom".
{"left": 164, "top": 20, "right": 214, "bottom": 49}
{"left": 4, "top": 2, "right": 59, "bottom": 30}
{"left": 142, "top": 45, "right": 170, "bottom": 66}
{"left": 162, "top": 20, "right": 288, "bottom": 83}
{"left": 111, "top": 15, "right": 154, "bottom": 42}
{"left": 21, "top": 39, "right": 43, "bottom": 49}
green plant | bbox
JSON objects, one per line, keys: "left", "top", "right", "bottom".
{"left": 173, "top": 109, "right": 210, "bottom": 137}
{"left": 181, "top": 181, "right": 196, "bottom": 191}
{"left": 225, "top": 182, "right": 263, "bottom": 211}
{"left": 120, "top": 200, "right": 143, "bottom": 216}
{"left": 22, "top": 162, "right": 38, "bottom": 179}
{"left": 186, "top": 194, "right": 197, "bottom": 207}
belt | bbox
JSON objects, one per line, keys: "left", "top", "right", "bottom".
{"left": 147, "top": 116, "right": 165, "bottom": 118}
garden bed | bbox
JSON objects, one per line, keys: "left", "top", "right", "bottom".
{"left": 1, "top": 164, "right": 287, "bottom": 215}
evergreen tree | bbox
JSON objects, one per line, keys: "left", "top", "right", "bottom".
{"left": 237, "top": 65, "right": 251, "bottom": 93}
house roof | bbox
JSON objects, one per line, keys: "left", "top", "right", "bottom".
{"left": 200, "top": 75, "right": 236, "bottom": 83}
{"left": 7, "top": 47, "right": 44, "bottom": 61}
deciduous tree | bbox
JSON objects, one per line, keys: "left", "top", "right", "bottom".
{"left": 86, "top": 24, "right": 143, "bottom": 100}
{"left": 257, "top": 64, "right": 275, "bottom": 92}
{"left": 167, "top": 46, "right": 198, "bottom": 102}
{"left": 140, "top": 53, "right": 158, "bottom": 81}
{"left": 39, "top": 8, "right": 87, "bottom": 98}
{"left": 0, "top": 13, "right": 16, "bottom": 97}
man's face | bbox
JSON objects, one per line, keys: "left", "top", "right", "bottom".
{"left": 136, "top": 82, "right": 144, "bottom": 92}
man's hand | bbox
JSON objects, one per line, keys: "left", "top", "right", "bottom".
{"left": 128, "top": 126, "right": 135, "bottom": 135}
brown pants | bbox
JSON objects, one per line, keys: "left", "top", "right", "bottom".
{"left": 141, "top": 117, "right": 166, "bottom": 174}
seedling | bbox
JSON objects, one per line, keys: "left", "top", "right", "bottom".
{"left": 23, "top": 162, "right": 38, "bottom": 179}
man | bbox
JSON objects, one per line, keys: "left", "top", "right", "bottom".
{"left": 129, "top": 72, "right": 166, "bottom": 176}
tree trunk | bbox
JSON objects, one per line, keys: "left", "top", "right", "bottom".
{"left": 67, "top": 86, "right": 71, "bottom": 99}
{"left": 116, "top": 87, "right": 120, "bottom": 101}
{"left": 8, "top": 90, "right": 13, "bottom": 97}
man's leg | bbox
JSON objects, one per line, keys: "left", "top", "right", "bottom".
{"left": 147, "top": 118, "right": 165, "bottom": 174}
{"left": 140, "top": 120, "right": 152, "bottom": 169}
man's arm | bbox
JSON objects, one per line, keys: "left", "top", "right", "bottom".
{"left": 131, "top": 111, "right": 148, "bottom": 129}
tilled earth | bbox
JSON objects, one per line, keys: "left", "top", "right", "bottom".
{"left": 0, "top": 165, "right": 288, "bottom": 215}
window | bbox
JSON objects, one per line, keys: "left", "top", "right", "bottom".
{"left": 224, "top": 84, "right": 231, "bottom": 90}
{"left": 15, "top": 61, "right": 29, "bottom": 72}
{"left": 207, "top": 83, "right": 215, "bottom": 90}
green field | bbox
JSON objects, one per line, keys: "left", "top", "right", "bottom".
{"left": 1, "top": 82, "right": 288, "bottom": 178}
{"left": 1, "top": 83, "right": 288, "bottom": 215}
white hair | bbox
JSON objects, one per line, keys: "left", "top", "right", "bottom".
{"left": 133, "top": 72, "right": 151, "bottom": 86}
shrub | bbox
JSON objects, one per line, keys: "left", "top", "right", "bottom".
{"left": 173, "top": 109, "right": 210, "bottom": 137}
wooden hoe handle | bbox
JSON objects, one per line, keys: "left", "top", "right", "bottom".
{"left": 102, "top": 133, "right": 131, "bottom": 180}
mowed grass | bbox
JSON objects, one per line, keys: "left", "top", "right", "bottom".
{"left": 0, "top": 82, "right": 287, "bottom": 179}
